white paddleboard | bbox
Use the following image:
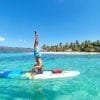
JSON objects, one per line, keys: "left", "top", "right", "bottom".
{"left": 24, "top": 70, "right": 80, "bottom": 79}
{"left": 0, "top": 70, "right": 80, "bottom": 80}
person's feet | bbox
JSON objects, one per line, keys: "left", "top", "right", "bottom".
{"left": 34, "top": 31, "right": 38, "bottom": 36}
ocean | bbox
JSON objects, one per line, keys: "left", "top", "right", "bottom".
{"left": 0, "top": 53, "right": 100, "bottom": 100}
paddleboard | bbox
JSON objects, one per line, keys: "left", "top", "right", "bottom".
{"left": 0, "top": 70, "right": 80, "bottom": 80}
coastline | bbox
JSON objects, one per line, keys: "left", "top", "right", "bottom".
{"left": 41, "top": 51, "right": 100, "bottom": 55}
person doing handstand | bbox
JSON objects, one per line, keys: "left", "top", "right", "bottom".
{"left": 31, "top": 31, "right": 43, "bottom": 75}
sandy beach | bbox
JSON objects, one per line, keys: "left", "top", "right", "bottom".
{"left": 41, "top": 52, "right": 100, "bottom": 55}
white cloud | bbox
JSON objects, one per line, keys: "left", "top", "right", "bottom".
{"left": 23, "top": 40, "right": 27, "bottom": 43}
{"left": 0, "top": 36, "right": 5, "bottom": 41}
{"left": 19, "top": 39, "right": 27, "bottom": 43}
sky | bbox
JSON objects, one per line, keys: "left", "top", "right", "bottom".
{"left": 0, "top": 0, "right": 100, "bottom": 48}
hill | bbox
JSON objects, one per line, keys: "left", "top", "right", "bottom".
{"left": 0, "top": 46, "right": 33, "bottom": 53}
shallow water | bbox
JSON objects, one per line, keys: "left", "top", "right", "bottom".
{"left": 0, "top": 53, "right": 100, "bottom": 100}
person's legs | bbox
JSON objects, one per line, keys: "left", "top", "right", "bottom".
{"left": 34, "top": 32, "right": 42, "bottom": 61}
{"left": 34, "top": 31, "right": 38, "bottom": 48}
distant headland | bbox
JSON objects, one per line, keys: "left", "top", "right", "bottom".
{"left": 0, "top": 46, "right": 33, "bottom": 53}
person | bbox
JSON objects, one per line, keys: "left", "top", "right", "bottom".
{"left": 31, "top": 31, "right": 43, "bottom": 75}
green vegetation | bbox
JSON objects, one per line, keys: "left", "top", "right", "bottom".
{"left": 0, "top": 46, "right": 33, "bottom": 53}
{"left": 42, "top": 40, "right": 100, "bottom": 52}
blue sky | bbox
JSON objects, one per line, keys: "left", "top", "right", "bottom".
{"left": 0, "top": 0, "right": 100, "bottom": 48}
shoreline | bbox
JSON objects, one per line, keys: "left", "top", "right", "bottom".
{"left": 41, "top": 51, "right": 100, "bottom": 55}
{"left": 1, "top": 52, "right": 99, "bottom": 55}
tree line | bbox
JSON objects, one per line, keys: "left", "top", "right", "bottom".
{"left": 41, "top": 40, "right": 100, "bottom": 52}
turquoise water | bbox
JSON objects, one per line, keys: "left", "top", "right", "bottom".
{"left": 0, "top": 53, "right": 100, "bottom": 100}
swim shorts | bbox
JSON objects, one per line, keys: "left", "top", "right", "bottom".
{"left": 34, "top": 48, "right": 41, "bottom": 59}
